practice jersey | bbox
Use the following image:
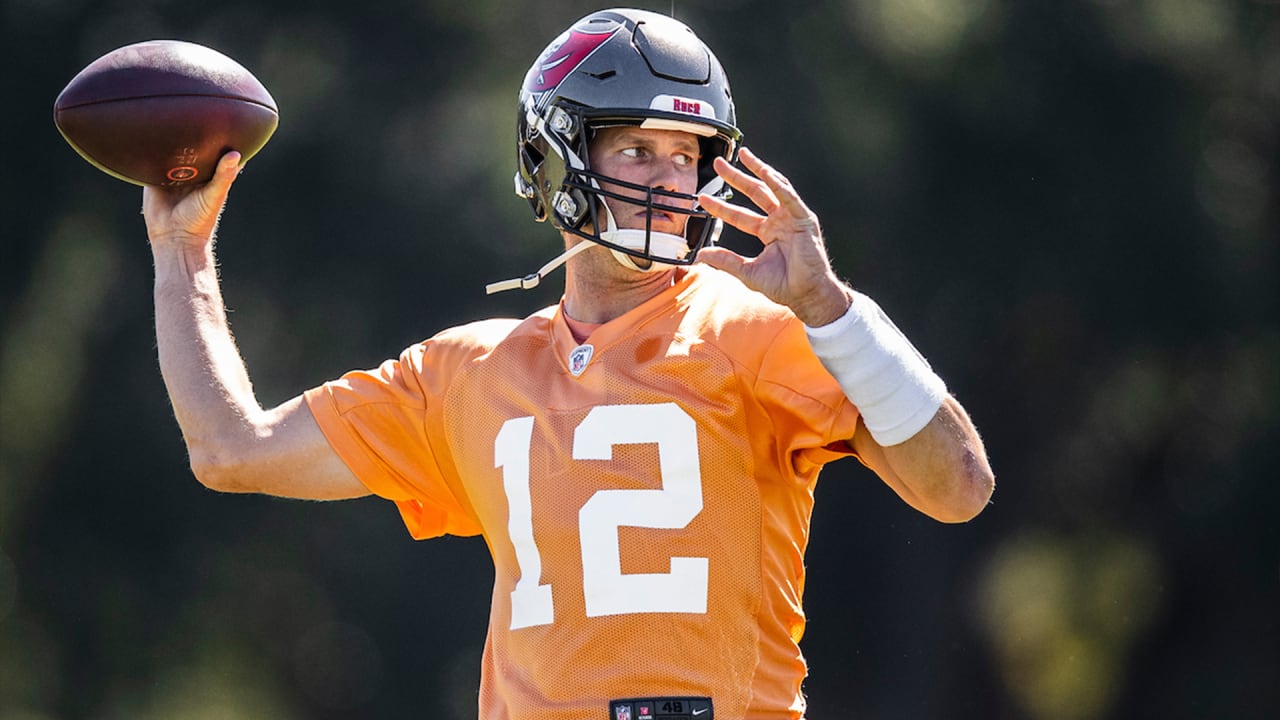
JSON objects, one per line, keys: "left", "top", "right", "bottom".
{"left": 304, "top": 265, "right": 862, "bottom": 719}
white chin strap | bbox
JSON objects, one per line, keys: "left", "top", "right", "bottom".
{"left": 485, "top": 203, "right": 691, "bottom": 294}
{"left": 485, "top": 240, "right": 595, "bottom": 294}
{"left": 601, "top": 229, "right": 689, "bottom": 270}
{"left": 597, "top": 199, "right": 690, "bottom": 271}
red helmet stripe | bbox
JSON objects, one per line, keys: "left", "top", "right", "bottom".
{"left": 526, "top": 26, "right": 619, "bottom": 93}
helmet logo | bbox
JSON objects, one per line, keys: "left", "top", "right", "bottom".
{"left": 526, "top": 24, "right": 619, "bottom": 93}
{"left": 673, "top": 98, "right": 701, "bottom": 115}
{"left": 650, "top": 94, "right": 716, "bottom": 120}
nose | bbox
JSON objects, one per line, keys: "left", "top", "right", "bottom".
{"left": 648, "top": 158, "right": 689, "bottom": 196}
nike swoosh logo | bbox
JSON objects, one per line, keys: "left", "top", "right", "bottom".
{"left": 692, "top": 710, "right": 709, "bottom": 716}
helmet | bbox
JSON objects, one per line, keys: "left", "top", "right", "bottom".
{"left": 512, "top": 8, "right": 741, "bottom": 277}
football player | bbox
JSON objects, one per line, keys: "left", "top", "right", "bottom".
{"left": 141, "top": 8, "right": 993, "bottom": 719}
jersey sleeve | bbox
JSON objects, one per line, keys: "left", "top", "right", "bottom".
{"left": 304, "top": 344, "right": 481, "bottom": 540}
{"left": 753, "top": 316, "right": 863, "bottom": 474}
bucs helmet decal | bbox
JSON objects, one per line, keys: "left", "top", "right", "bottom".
{"left": 525, "top": 24, "right": 621, "bottom": 95}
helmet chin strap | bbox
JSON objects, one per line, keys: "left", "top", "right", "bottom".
{"left": 596, "top": 200, "right": 690, "bottom": 272}
{"left": 602, "top": 231, "right": 689, "bottom": 270}
{"left": 485, "top": 240, "right": 595, "bottom": 294}
{"left": 485, "top": 202, "right": 690, "bottom": 294}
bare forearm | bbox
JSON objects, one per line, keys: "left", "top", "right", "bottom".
{"left": 141, "top": 156, "right": 363, "bottom": 499}
{"left": 153, "top": 243, "right": 263, "bottom": 469}
{"left": 866, "top": 396, "right": 994, "bottom": 522}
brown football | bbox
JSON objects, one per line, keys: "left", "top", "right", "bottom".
{"left": 54, "top": 40, "right": 279, "bottom": 187}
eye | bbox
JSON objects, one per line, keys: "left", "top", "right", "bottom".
{"left": 673, "top": 152, "right": 697, "bottom": 167}
{"left": 621, "top": 146, "right": 648, "bottom": 159}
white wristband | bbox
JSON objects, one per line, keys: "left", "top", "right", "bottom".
{"left": 805, "top": 291, "right": 947, "bottom": 446}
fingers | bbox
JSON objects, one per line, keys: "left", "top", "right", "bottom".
{"left": 712, "top": 155, "right": 779, "bottom": 214}
{"left": 695, "top": 246, "right": 749, "bottom": 279}
{"left": 736, "top": 147, "right": 812, "bottom": 219}
{"left": 698, "top": 191, "right": 764, "bottom": 236}
{"left": 143, "top": 152, "right": 241, "bottom": 205}
{"left": 197, "top": 151, "right": 242, "bottom": 213}
{"left": 143, "top": 151, "right": 242, "bottom": 247}
{"left": 706, "top": 148, "right": 813, "bottom": 226}
{"left": 701, "top": 147, "right": 819, "bottom": 247}
{"left": 210, "top": 150, "right": 243, "bottom": 191}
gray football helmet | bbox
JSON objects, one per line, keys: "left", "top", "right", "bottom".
{"left": 511, "top": 8, "right": 742, "bottom": 279}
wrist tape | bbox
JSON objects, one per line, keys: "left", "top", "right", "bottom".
{"left": 805, "top": 291, "right": 947, "bottom": 446}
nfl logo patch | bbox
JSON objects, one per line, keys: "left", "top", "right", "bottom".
{"left": 568, "top": 344, "right": 594, "bottom": 376}
{"left": 615, "top": 704, "right": 632, "bottom": 720}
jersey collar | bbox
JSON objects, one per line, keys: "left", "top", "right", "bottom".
{"left": 549, "top": 266, "right": 704, "bottom": 372}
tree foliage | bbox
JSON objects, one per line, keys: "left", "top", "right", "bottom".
{"left": 2, "top": 1, "right": 1277, "bottom": 717}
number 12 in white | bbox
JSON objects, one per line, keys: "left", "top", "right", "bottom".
{"left": 495, "top": 403, "right": 708, "bottom": 630}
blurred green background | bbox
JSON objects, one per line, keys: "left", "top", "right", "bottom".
{"left": 3, "top": 0, "right": 1277, "bottom": 718}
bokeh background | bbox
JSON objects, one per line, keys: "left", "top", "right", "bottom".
{"left": 3, "top": 0, "right": 1278, "bottom": 718}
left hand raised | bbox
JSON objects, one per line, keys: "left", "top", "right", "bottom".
{"left": 697, "top": 147, "right": 851, "bottom": 327}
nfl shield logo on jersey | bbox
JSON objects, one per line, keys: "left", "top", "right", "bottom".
{"left": 568, "top": 344, "right": 594, "bottom": 376}
{"left": 615, "top": 704, "right": 632, "bottom": 720}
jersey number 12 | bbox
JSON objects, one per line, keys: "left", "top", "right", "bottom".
{"left": 495, "top": 403, "right": 708, "bottom": 629}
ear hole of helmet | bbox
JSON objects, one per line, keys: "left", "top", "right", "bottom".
{"left": 518, "top": 142, "right": 548, "bottom": 220}
{"left": 520, "top": 143, "right": 545, "bottom": 183}
{"left": 698, "top": 135, "right": 730, "bottom": 193}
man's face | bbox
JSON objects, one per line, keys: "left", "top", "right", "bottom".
{"left": 587, "top": 126, "right": 701, "bottom": 236}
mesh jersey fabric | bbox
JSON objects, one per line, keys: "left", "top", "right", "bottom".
{"left": 304, "top": 264, "right": 862, "bottom": 719}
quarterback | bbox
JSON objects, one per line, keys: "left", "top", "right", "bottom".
{"left": 142, "top": 8, "right": 993, "bottom": 719}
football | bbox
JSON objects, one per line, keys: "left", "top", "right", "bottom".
{"left": 54, "top": 40, "right": 279, "bottom": 187}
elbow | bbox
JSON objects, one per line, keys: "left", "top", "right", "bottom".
{"left": 935, "top": 455, "right": 995, "bottom": 523}
{"left": 188, "top": 445, "right": 260, "bottom": 494}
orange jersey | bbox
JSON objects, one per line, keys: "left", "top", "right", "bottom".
{"left": 305, "top": 265, "right": 861, "bottom": 719}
